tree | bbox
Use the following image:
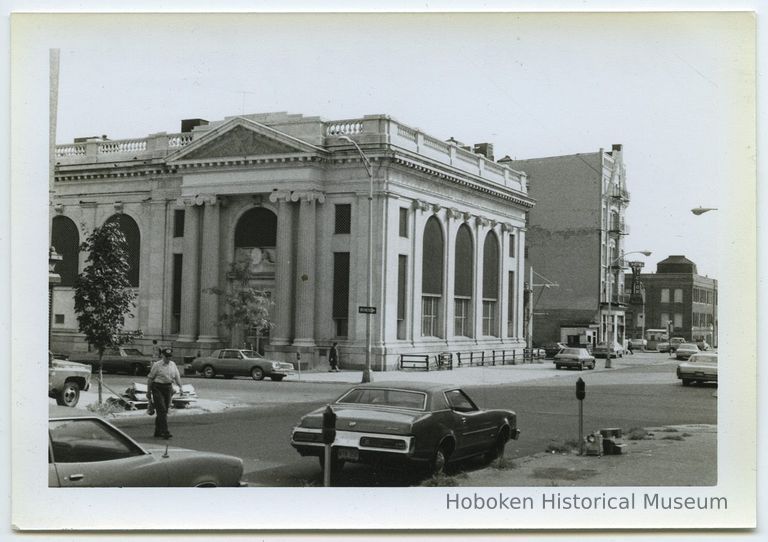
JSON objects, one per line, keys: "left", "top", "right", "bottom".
{"left": 207, "top": 259, "right": 274, "bottom": 349}
{"left": 73, "top": 222, "right": 138, "bottom": 404}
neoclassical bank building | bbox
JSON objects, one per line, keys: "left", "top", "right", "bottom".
{"left": 51, "top": 112, "right": 534, "bottom": 370}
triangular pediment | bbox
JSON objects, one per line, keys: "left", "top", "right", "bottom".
{"left": 167, "top": 117, "right": 326, "bottom": 162}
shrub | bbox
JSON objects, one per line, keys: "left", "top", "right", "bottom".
{"left": 627, "top": 427, "right": 649, "bottom": 440}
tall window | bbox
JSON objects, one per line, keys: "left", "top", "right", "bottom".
{"left": 173, "top": 210, "right": 185, "bottom": 238}
{"left": 399, "top": 208, "right": 409, "bottom": 238}
{"left": 421, "top": 217, "right": 444, "bottom": 337}
{"left": 335, "top": 204, "right": 351, "bottom": 234}
{"left": 661, "top": 288, "right": 670, "bottom": 303}
{"left": 105, "top": 214, "right": 140, "bottom": 287}
{"left": 660, "top": 312, "right": 670, "bottom": 328}
{"left": 508, "top": 233, "right": 515, "bottom": 257}
{"left": 234, "top": 208, "right": 277, "bottom": 274}
{"left": 171, "top": 254, "right": 183, "bottom": 333}
{"left": 507, "top": 271, "right": 515, "bottom": 337}
{"left": 397, "top": 255, "right": 407, "bottom": 340}
{"left": 482, "top": 231, "right": 499, "bottom": 336}
{"left": 454, "top": 224, "right": 473, "bottom": 337}
{"left": 51, "top": 216, "right": 79, "bottom": 287}
{"left": 332, "top": 252, "right": 350, "bottom": 337}
{"left": 674, "top": 288, "right": 683, "bottom": 303}
{"left": 674, "top": 313, "right": 683, "bottom": 329}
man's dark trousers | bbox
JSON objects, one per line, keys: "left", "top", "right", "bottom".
{"left": 151, "top": 383, "right": 173, "bottom": 437}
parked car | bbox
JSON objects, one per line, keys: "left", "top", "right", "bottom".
{"left": 676, "top": 352, "right": 718, "bottom": 386}
{"left": 696, "top": 339, "right": 711, "bottom": 351}
{"left": 290, "top": 382, "right": 519, "bottom": 475}
{"left": 656, "top": 341, "right": 671, "bottom": 353}
{"left": 190, "top": 349, "right": 295, "bottom": 381}
{"left": 49, "top": 352, "right": 91, "bottom": 407}
{"left": 553, "top": 348, "right": 596, "bottom": 370}
{"left": 628, "top": 338, "right": 647, "bottom": 350}
{"left": 593, "top": 342, "right": 624, "bottom": 358}
{"left": 70, "top": 346, "right": 155, "bottom": 376}
{"left": 543, "top": 343, "right": 566, "bottom": 359}
{"left": 48, "top": 408, "right": 245, "bottom": 487}
{"left": 674, "top": 343, "right": 700, "bottom": 360}
{"left": 668, "top": 337, "right": 686, "bottom": 353}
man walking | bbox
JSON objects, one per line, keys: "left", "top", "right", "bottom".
{"left": 328, "top": 342, "right": 340, "bottom": 372}
{"left": 147, "top": 348, "right": 183, "bottom": 439}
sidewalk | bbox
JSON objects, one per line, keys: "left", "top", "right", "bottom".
{"left": 456, "top": 424, "right": 717, "bottom": 487}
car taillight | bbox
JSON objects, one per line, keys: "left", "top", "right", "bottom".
{"left": 359, "top": 437, "right": 407, "bottom": 450}
{"left": 293, "top": 431, "right": 323, "bottom": 443}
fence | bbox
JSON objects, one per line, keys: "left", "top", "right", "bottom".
{"left": 399, "top": 348, "right": 544, "bottom": 371}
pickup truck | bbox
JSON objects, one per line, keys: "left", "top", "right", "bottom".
{"left": 48, "top": 352, "right": 92, "bottom": 407}
{"left": 70, "top": 346, "right": 155, "bottom": 376}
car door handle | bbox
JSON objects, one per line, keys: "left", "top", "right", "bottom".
{"left": 67, "top": 474, "right": 84, "bottom": 481}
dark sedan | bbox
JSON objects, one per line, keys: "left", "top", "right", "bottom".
{"left": 553, "top": 347, "right": 596, "bottom": 370}
{"left": 49, "top": 409, "right": 245, "bottom": 487}
{"left": 70, "top": 347, "right": 155, "bottom": 376}
{"left": 290, "top": 381, "right": 519, "bottom": 475}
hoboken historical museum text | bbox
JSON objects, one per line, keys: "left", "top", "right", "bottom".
{"left": 445, "top": 492, "right": 728, "bottom": 511}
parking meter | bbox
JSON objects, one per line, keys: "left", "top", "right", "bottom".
{"left": 576, "top": 377, "right": 586, "bottom": 400}
{"left": 322, "top": 405, "right": 337, "bottom": 445}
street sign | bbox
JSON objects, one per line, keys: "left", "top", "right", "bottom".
{"left": 358, "top": 306, "right": 377, "bottom": 314}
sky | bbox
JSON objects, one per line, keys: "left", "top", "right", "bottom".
{"left": 43, "top": 12, "right": 754, "bottom": 279}
{"left": 42, "top": 12, "right": 753, "bottom": 279}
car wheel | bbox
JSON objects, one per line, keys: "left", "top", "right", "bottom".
{"left": 271, "top": 375, "right": 284, "bottom": 382}
{"left": 589, "top": 361, "right": 595, "bottom": 370}
{"left": 555, "top": 364, "right": 561, "bottom": 370}
{"left": 430, "top": 441, "right": 452, "bottom": 475}
{"left": 579, "top": 362, "right": 584, "bottom": 371}
{"left": 130, "top": 363, "right": 144, "bottom": 376}
{"left": 251, "top": 367, "right": 265, "bottom": 381}
{"left": 202, "top": 365, "right": 216, "bottom": 379}
{"left": 56, "top": 382, "right": 80, "bottom": 407}
{"left": 484, "top": 428, "right": 509, "bottom": 462}
{"left": 681, "top": 379, "right": 691, "bottom": 387}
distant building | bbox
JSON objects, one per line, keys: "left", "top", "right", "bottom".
{"left": 628, "top": 256, "right": 718, "bottom": 346}
{"left": 506, "top": 145, "right": 630, "bottom": 348}
{"left": 50, "top": 112, "right": 533, "bottom": 370}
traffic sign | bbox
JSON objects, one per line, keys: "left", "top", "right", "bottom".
{"left": 358, "top": 306, "right": 377, "bottom": 314}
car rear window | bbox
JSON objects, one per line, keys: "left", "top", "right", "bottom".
{"left": 337, "top": 388, "right": 427, "bottom": 410}
{"left": 562, "top": 348, "right": 581, "bottom": 355}
{"left": 689, "top": 354, "right": 718, "bottom": 364}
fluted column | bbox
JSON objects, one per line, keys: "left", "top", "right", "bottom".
{"left": 291, "top": 190, "right": 325, "bottom": 347}
{"left": 178, "top": 199, "right": 202, "bottom": 342}
{"left": 268, "top": 190, "right": 295, "bottom": 346}
{"left": 473, "top": 216, "right": 489, "bottom": 339}
{"left": 198, "top": 196, "right": 221, "bottom": 343}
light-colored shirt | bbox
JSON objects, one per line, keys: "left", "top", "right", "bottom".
{"left": 147, "top": 359, "right": 182, "bottom": 387}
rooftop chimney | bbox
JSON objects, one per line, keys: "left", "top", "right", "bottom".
{"left": 181, "top": 118, "right": 209, "bottom": 133}
{"left": 473, "top": 142, "right": 494, "bottom": 161}
{"left": 612, "top": 144, "right": 623, "bottom": 152}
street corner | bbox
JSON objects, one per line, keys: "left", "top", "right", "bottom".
{"left": 454, "top": 424, "right": 717, "bottom": 488}
{"left": 57, "top": 390, "right": 239, "bottom": 419}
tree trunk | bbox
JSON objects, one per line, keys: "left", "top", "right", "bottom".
{"left": 98, "top": 351, "right": 104, "bottom": 404}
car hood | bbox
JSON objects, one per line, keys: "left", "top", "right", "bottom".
{"left": 298, "top": 405, "right": 427, "bottom": 434}
{"left": 142, "top": 445, "right": 243, "bottom": 466}
{"left": 51, "top": 359, "right": 91, "bottom": 371}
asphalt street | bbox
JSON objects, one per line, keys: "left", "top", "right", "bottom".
{"left": 110, "top": 353, "right": 716, "bottom": 487}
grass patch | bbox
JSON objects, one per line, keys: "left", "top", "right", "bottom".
{"left": 87, "top": 399, "right": 126, "bottom": 416}
{"left": 491, "top": 457, "right": 517, "bottom": 470}
{"left": 626, "top": 427, "right": 649, "bottom": 440}
{"left": 420, "top": 472, "right": 467, "bottom": 487}
{"left": 545, "top": 439, "right": 580, "bottom": 454}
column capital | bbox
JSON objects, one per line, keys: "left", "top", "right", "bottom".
{"left": 501, "top": 222, "right": 515, "bottom": 233}
{"left": 446, "top": 207, "right": 463, "bottom": 220}
{"left": 475, "top": 216, "right": 490, "bottom": 228}
{"left": 290, "top": 190, "right": 326, "bottom": 203}
{"left": 268, "top": 190, "right": 293, "bottom": 203}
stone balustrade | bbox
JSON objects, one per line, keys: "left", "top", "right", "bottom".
{"left": 54, "top": 132, "right": 194, "bottom": 163}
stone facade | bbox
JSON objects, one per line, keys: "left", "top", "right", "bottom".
{"left": 507, "top": 145, "right": 630, "bottom": 348}
{"left": 50, "top": 112, "right": 533, "bottom": 370}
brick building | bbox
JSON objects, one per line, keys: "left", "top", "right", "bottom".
{"left": 627, "top": 256, "right": 718, "bottom": 347}
{"left": 50, "top": 112, "right": 534, "bottom": 370}
{"left": 507, "top": 145, "right": 631, "bottom": 348}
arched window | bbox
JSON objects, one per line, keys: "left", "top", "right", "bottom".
{"left": 105, "top": 214, "right": 140, "bottom": 287}
{"left": 454, "top": 224, "right": 473, "bottom": 337}
{"left": 482, "top": 231, "right": 499, "bottom": 336}
{"left": 51, "top": 216, "right": 79, "bottom": 287}
{"left": 421, "top": 217, "right": 444, "bottom": 337}
{"left": 234, "top": 208, "right": 277, "bottom": 274}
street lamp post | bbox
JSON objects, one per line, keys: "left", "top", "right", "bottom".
{"left": 339, "top": 135, "right": 374, "bottom": 383}
{"left": 606, "top": 250, "right": 651, "bottom": 368}
{"left": 691, "top": 206, "right": 717, "bottom": 348}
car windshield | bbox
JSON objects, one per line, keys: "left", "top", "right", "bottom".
{"left": 680, "top": 344, "right": 698, "bottom": 350}
{"left": 337, "top": 388, "right": 427, "bottom": 410}
{"left": 240, "top": 350, "right": 263, "bottom": 359}
{"left": 49, "top": 419, "right": 144, "bottom": 463}
{"left": 122, "top": 348, "right": 143, "bottom": 356}
{"left": 689, "top": 354, "right": 718, "bottom": 364}
{"left": 561, "top": 348, "right": 581, "bottom": 355}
